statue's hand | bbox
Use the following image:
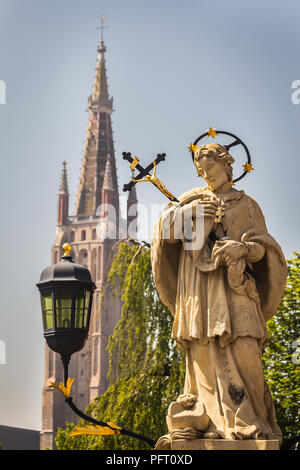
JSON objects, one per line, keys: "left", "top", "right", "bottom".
{"left": 212, "top": 239, "right": 248, "bottom": 266}
{"left": 183, "top": 199, "right": 218, "bottom": 220}
{"left": 162, "top": 200, "right": 218, "bottom": 246}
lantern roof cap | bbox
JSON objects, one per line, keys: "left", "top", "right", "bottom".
{"left": 37, "top": 245, "right": 95, "bottom": 289}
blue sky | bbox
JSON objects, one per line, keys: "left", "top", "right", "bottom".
{"left": 0, "top": 0, "right": 299, "bottom": 430}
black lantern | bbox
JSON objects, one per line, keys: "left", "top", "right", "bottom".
{"left": 36, "top": 243, "right": 156, "bottom": 449}
{"left": 36, "top": 243, "right": 96, "bottom": 373}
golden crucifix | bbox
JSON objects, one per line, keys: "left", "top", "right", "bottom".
{"left": 122, "top": 152, "right": 178, "bottom": 202}
{"left": 132, "top": 161, "right": 176, "bottom": 201}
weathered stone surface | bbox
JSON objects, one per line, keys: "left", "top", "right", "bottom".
{"left": 171, "top": 438, "right": 280, "bottom": 451}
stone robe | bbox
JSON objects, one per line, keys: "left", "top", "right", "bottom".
{"left": 151, "top": 186, "right": 287, "bottom": 440}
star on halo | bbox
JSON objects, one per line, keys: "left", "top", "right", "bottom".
{"left": 206, "top": 128, "right": 218, "bottom": 138}
{"left": 187, "top": 143, "right": 198, "bottom": 153}
{"left": 243, "top": 162, "right": 254, "bottom": 173}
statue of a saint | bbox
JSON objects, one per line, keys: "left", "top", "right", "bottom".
{"left": 151, "top": 143, "right": 287, "bottom": 445}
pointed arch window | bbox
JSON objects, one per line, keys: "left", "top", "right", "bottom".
{"left": 91, "top": 248, "right": 97, "bottom": 281}
{"left": 48, "top": 349, "right": 54, "bottom": 377}
{"left": 98, "top": 247, "right": 102, "bottom": 281}
{"left": 93, "top": 337, "right": 99, "bottom": 376}
{"left": 78, "top": 249, "right": 88, "bottom": 267}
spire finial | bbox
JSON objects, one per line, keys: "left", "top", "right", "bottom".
{"left": 59, "top": 160, "right": 69, "bottom": 195}
{"left": 97, "top": 15, "right": 108, "bottom": 44}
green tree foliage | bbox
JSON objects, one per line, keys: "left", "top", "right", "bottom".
{"left": 263, "top": 252, "right": 300, "bottom": 438}
{"left": 56, "top": 242, "right": 185, "bottom": 450}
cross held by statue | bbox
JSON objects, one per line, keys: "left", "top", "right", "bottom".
{"left": 122, "top": 152, "right": 177, "bottom": 201}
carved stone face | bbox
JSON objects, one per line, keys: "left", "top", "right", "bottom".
{"left": 197, "top": 156, "right": 229, "bottom": 191}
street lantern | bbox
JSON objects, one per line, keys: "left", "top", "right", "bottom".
{"left": 36, "top": 243, "right": 96, "bottom": 376}
{"left": 36, "top": 243, "right": 156, "bottom": 449}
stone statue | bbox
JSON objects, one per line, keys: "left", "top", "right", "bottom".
{"left": 151, "top": 143, "right": 287, "bottom": 449}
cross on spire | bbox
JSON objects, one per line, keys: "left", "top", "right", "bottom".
{"left": 97, "top": 15, "right": 108, "bottom": 43}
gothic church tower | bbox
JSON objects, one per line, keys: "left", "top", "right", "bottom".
{"left": 40, "top": 40, "right": 134, "bottom": 450}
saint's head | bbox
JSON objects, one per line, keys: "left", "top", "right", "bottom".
{"left": 194, "top": 143, "right": 235, "bottom": 191}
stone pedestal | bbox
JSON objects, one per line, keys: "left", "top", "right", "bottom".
{"left": 171, "top": 439, "right": 280, "bottom": 450}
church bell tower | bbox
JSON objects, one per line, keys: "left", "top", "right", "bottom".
{"left": 40, "top": 38, "right": 136, "bottom": 450}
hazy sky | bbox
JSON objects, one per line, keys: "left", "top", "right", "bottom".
{"left": 0, "top": 0, "right": 300, "bottom": 431}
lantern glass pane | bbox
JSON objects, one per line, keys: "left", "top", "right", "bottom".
{"left": 42, "top": 293, "right": 53, "bottom": 311}
{"left": 75, "top": 289, "right": 84, "bottom": 310}
{"left": 56, "top": 290, "right": 72, "bottom": 328}
{"left": 83, "top": 290, "right": 91, "bottom": 328}
{"left": 44, "top": 311, "right": 54, "bottom": 330}
{"left": 42, "top": 293, "right": 54, "bottom": 330}
{"left": 84, "top": 290, "right": 90, "bottom": 309}
{"left": 75, "top": 289, "right": 85, "bottom": 329}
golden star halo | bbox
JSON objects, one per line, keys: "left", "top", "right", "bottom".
{"left": 206, "top": 128, "right": 218, "bottom": 138}
{"left": 187, "top": 143, "right": 198, "bottom": 153}
{"left": 243, "top": 162, "right": 254, "bottom": 173}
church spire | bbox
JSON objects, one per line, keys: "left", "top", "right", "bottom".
{"left": 127, "top": 185, "right": 138, "bottom": 239}
{"left": 74, "top": 40, "right": 119, "bottom": 217}
{"left": 59, "top": 160, "right": 68, "bottom": 194}
{"left": 101, "top": 154, "right": 115, "bottom": 216}
{"left": 57, "top": 161, "right": 69, "bottom": 226}
{"left": 102, "top": 154, "right": 114, "bottom": 191}
{"left": 90, "top": 41, "right": 111, "bottom": 107}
